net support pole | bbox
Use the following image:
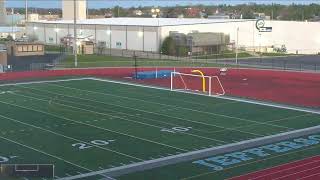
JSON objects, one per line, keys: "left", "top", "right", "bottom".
{"left": 209, "top": 76, "right": 212, "bottom": 96}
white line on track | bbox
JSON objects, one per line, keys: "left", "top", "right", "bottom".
{"left": 187, "top": 148, "right": 320, "bottom": 180}
{"left": 1, "top": 78, "right": 320, "bottom": 180}
{"left": 0, "top": 77, "right": 319, "bottom": 115}
{"left": 299, "top": 172, "right": 320, "bottom": 180}
{"left": 88, "top": 77, "right": 320, "bottom": 115}
{"left": 250, "top": 158, "right": 320, "bottom": 180}
{"left": 273, "top": 164, "right": 320, "bottom": 180}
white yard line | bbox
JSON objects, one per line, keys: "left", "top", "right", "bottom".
{"left": 0, "top": 136, "right": 93, "bottom": 175}
{"left": 60, "top": 125, "right": 320, "bottom": 180}
{"left": 0, "top": 114, "right": 143, "bottom": 161}
{"left": 11, "top": 91, "right": 227, "bottom": 144}
{"left": 210, "top": 113, "right": 312, "bottom": 134}
{"left": 0, "top": 99, "right": 188, "bottom": 153}
{"left": 20, "top": 84, "right": 264, "bottom": 137}
{"left": 42, "top": 84, "right": 283, "bottom": 136}
{"left": 17, "top": 86, "right": 236, "bottom": 142}
{"left": 1, "top": 77, "right": 318, "bottom": 115}
{"left": 88, "top": 77, "right": 320, "bottom": 115}
{"left": 0, "top": 78, "right": 319, "bottom": 180}
{"left": 49, "top": 81, "right": 294, "bottom": 130}
{"left": 96, "top": 82, "right": 238, "bottom": 108}
{"left": 0, "top": 78, "right": 90, "bottom": 87}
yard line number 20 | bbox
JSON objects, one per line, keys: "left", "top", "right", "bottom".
{"left": 72, "top": 139, "right": 114, "bottom": 150}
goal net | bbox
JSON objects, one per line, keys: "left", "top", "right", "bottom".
{"left": 171, "top": 72, "right": 225, "bottom": 96}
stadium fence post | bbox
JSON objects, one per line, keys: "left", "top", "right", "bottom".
{"left": 299, "top": 63, "right": 302, "bottom": 71}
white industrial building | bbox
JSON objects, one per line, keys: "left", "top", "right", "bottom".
{"left": 26, "top": 18, "right": 320, "bottom": 54}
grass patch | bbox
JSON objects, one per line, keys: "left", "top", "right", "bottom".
{"left": 58, "top": 55, "right": 236, "bottom": 68}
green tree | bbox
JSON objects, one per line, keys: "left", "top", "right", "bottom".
{"left": 177, "top": 46, "right": 189, "bottom": 57}
{"left": 6, "top": 35, "right": 14, "bottom": 41}
{"left": 161, "top": 37, "right": 176, "bottom": 56}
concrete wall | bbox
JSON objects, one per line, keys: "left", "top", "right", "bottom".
{"left": 161, "top": 20, "right": 320, "bottom": 54}
{"left": 27, "top": 20, "right": 320, "bottom": 54}
{"left": 28, "top": 23, "right": 159, "bottom": 52}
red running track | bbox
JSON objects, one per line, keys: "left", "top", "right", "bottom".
{"left": 0, "top": 67, "right": 319, "bottom": 108}
{"left": 229, "top": 156, "right": 320, "bottom": 180}
{"left": 139, "top": 67, "right": 320, "bottom": 108}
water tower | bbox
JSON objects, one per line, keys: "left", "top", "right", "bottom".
{"left": 0, "top": 0, "right": 6, "bottom": 25}
{"left": 62, "top": 0, "right": 87, "bottom": 20}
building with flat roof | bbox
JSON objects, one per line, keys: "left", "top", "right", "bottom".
{"left": 26, "top": 17, "right": 320, "bottom": 54}
{"left": 0, "top": 27, "right": 25, "bottom": 39}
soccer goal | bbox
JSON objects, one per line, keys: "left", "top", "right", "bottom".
{"left": 170, "top": 72, "right": 225, "bottom": 96}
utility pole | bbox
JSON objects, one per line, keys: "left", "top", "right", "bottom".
{"left": 236, "top": 27, "right": 239, "bottom": 65}
{"left": 11, "top": 8, "right": 14, "bottom": 36}
{"left": 134, "top": 53, "right": 138, "bottom": 79}
{"left": 73, "top": 0, "right": 78, "bottom": 67}
{"left": 25, "top": 0, "right": 28, "bottom": 21}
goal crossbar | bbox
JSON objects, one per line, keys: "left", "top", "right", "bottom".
{"left": 171, "top": 72, "right": 225, "bottom": 96}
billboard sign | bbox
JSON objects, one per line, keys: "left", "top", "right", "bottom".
{"left": 256, "top": 19, "right": 272, "bottom": 32}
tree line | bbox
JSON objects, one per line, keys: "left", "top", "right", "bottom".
{"left": 7, "top": 3, "right": 320, "bottom": 21}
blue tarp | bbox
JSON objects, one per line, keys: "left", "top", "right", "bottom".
{"left": 134, "top": 70, "right": 172, "bottom": 79}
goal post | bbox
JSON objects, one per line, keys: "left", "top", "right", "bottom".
{"left": 171, "top": 72, "right": 225, "bottom": 96}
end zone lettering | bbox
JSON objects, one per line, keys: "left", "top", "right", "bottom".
{"left": 192, "top": 134, "right": 320, "bottom": 171}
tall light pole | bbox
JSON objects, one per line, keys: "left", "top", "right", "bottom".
{"left": 25, "top": 0, "right": 28, "bottom": 21}
{"left": 73, "top": 0, "right": 78, "bottom": 67}
{"left": 236, "top": 27, "right": 239, "bottom": 65}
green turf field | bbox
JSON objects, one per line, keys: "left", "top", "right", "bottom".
{"left": 0, "top": 78, "right": 319, "bottom": 179}
{"left": 59, "top": 55, "right": 235, "bottom": 68}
